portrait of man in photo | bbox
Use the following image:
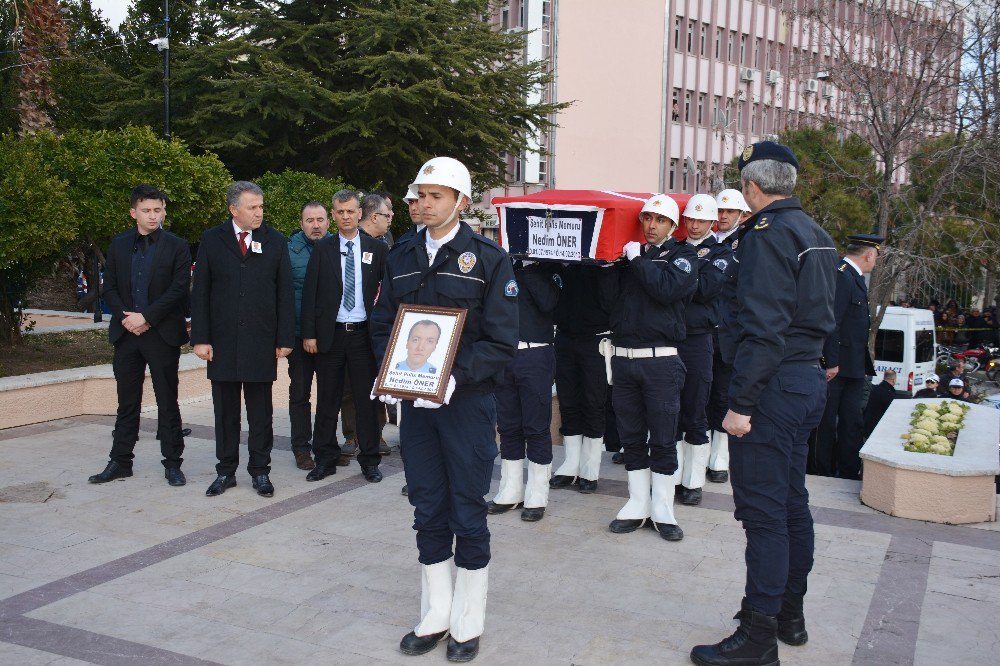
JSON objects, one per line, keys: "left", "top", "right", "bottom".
{"left": 395, "top": 320, "right": 441, "bottom": 375}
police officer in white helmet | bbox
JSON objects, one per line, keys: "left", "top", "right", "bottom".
{"left": 372, "top": 157, "right": 518, "bottom": 662}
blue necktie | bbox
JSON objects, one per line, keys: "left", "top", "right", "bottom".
{"left": 344, "top": 240, "right": 356, "bottom": 310}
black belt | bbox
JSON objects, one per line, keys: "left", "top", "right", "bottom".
{"left": 335, "top": 321, "right": 367, "bottom": 331}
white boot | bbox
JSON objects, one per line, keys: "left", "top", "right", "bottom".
{"left": 578, "top": 436, "right": 603, "bottom": 483}
{"left": 680, "top": 441, "right": 710, "bottom": 489}
{"left": 414, "top": 559, "right": 454, "bottom": 636}
{"left": 709, "top": 430, "right": 730, "bottom": 471}
{"left": 615, "top": 468, "right": 652, "bottom": 520}
{"left": 552, "top": 434, "right": 582, "bottom": 479}
{"left": 675, "top": 440, "right": 686, "bottom": 481}
{"left": 651, "top": 471, "right": 684, "bottom": 540}
{"left": 450, "top": 566, "right": 489, "bottom": 643}
{"left": 523, "top": 461, "right": 551, "bottom": 509}
{"left": 490, "top": 458, "right": 524, "bottom": 507}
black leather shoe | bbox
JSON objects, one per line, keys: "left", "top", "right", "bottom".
{"left": 611, "top": 452, "right": 624, "bottom": 464}
{"left": 486, "top": 500, "right": 520, "bottom": 515}
{"left": 707, "top": 469, "right": 729, "bottom": 483}
{"left": 401, "top": 484, "right": 408, "bottom": 496}
{"left": 577, "top": 478, "right": 597, "bottom": 493}
{"left": 690, "top": 599, "right": 779, "bottom": 666}
{"left": 306, "top": 463, "right": 336, "bottom": 482}
{"left": 206, "top": 474, "right": 236, "bottom": 496}
{"left": 776, "top": 591, "right": 808, "bottom": 646}
{"left": 446, "top": 635, "right": 480, "bottom": 662}
{"left": 652, "top": 522, "right": 684, "bottom": 541}
{"left": 680, "top": 487, "right": 703, "bottom": 505}
{"left": 548, "top": 474, "right": 576, "bottom": 489}
{"left": 88, "top": 461, "right": 132, "bottom": 484}
{"left": 609, "top": 518, "right": 646, "bottom": 533}
{"left": 399, "top": 629, "right": 448, "bottom": 656}
{"left": 252, "top": 474, "right": 274, "bottom": 497}
{"left": 521, "top": 506, "right": 545, "bottom": 522}
{"left": 164, "top": 467, "right": 186, "bottom": 486}
{"left": 361, "top": 465, "right": 383, "bottom": 483}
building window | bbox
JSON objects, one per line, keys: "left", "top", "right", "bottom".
{"left": 682, "top": 168, "right": 689, "bottom": 191}
{"left": 669, "top": 159, "right": 677, "bottom": 190}
{"left": 538, "top": 154, "right": 547, "bottom": 185}
{"left": 751, "top": 103, "right": 759, "bottom": 133}
{"left": 697, "top": 93, "right": 706, "bottom": 125}
{"left": 713, "top": 95, "right": 722, "bottom": 126}
{"left": 715, "top": 27, "right": 723, "bottom": 59}
{"left": 674, "top": 16, "right": 681, "bottom": 50}
{"left": 687, "top": 19, "right": 696, "bottom": 52}
{"left": 740, "top": 34, "right": 748, "bottom": 64}
{"left": 515, "top": 154, "right": 522, "bottom": 182}
{"left": 754, "top": 37, "right": 763, "bottom": 68}
{"left": 700, "top": 22, "right": 708, "bottom": 57}
{"left": 672, "top": 88, "right": 680, "bottom": 121}
{"left": 501, "top": 5, "right": 510, "bottom": 29}
{"left": 763, "top": 106, "right": 771, "bottom": 133}
{"left": 684, "top": 91, "right": 692, "bottom": 123}
{"left": 729, "top": 30, "right": 737, "bottom": 62}
{"left": 696, "top": 162, "right": 704, "bottom": 192}
{"left": 737, "top": 102, "right": 744, "bottom": 128}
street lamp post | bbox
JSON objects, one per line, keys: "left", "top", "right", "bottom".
{"left": 150, "top": 1, "right": 171, "bottom": 140}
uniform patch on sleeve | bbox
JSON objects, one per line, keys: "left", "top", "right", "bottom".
{"left": 731, "top": 239, "right": 739, "bottom": 250}
{"left": 552, "top": 273, "right": 563, "bottom": 288}
{"left": 504, "top": 279, "right": 519, "bottom": 297}
{"left": 713, "top": 258, "right": 729, "bottom": 272}
{"left": 697, "top": 247, "right": 710, "bottom": 258}
{"left": 673, "top": 258, "right": 692, "bottom": 273}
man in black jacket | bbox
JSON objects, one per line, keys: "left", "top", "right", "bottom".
{"left": 190, "top": 181, "right": 295, "bottom": 498}
{"left": 602, "top": 194, "right": 698, "bottom": 542}
{"left": 863, "top": 370, "right": 896, "bottom": 438}
{"left": 300, "top": 189, "right": 388, "bottom": 483}
{"left": 89, "top": 185, "right": 192, "bottom": 486}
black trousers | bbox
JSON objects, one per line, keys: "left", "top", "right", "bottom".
{"left": 812, "top": 375, "right": 866, "bottom": 479}
{"left": 495, "top": 345, "right": 555, "bottom": 464}
{"left": 612, "top": 354, "right": 685, "bottom": 475}
{"left": 707, "top": 334, "right": 733, "bottom": 432}
{"left": 312, "top": 328, "right": 380, "bottom": 468}
{"left": 554, "top": 332, "right": 607, "bottom": 438}
{"left": 212, "top": 380, "right": 273, "bottom": 476}
{"left": 286, "top": 337, "right": 318, "bottom": 454}
{"left": 109, "top": 332, "right": 184, "bottom": 469}
{"left": 676, "top": 333, "right": 713, "bottom": 445}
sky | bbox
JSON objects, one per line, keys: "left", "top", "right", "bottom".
{"left": 92, "top": 0, "right": 131, "bottom": 28}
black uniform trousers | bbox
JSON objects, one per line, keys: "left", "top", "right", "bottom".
{"left": 730, "top": 362, "right": 826, "bottom": 616}
{"left": 813, "top": 375, "right": 865, "bottom": 479}
{"left": 676, "top": 333, "right": 714, "bottom": 445}
{"left": 109, "top": 332, "right": 184, "bottom": 469}
{"left": 612, "top": 354, "right": 685, "bottom": 475}
{"left": 401, "top": 394, "right": 497, "bottom": 570}
{"left": 604, "top": 388, "right": 620, "bottom": 451}
{"left": 495, "top": 345, "right": 555, "bottom": 464}
{"left": 312, "top": 327, "right": 380, "bottom": 468}
{"left": 707, "top": 335, "right": 733, "bottom": 432}
{"left": 286, "top": 337, "right": 318, "bottom": 454}
{"left": 554, "top": 332, "right": 607, "bottom": 438}
{"left": 211, "top": 380, "right": 273, "bottom": 476}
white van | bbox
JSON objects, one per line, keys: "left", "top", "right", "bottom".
{"left": 873, "top": 306, "right": 937, "bottom": 395}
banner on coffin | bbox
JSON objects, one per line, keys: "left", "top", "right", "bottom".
{"left": 499, "top": 204, "right": 603, "bottom": 262}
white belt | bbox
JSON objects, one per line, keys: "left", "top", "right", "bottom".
{"left": 518, "top": 341, "right": 552, "bottom": 350}
{"left": 611, "top": 346, "right": 677, "bottom": 359}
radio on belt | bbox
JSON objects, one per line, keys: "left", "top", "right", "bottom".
{"left": 492, "top": 189, "right": 692, "bottom": 263}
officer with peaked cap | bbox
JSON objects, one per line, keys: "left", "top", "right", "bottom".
{"left": 705, "top": 188, "right": 752, "bottom": 485}
{"left": 372, "top": 157, "right": 518, "bottom": 662}
{"left": 600, "top": 194, "right": 697, "bottom": 541}
{"left": 675, "top": 193, "right": 733, "bottom": 506}
{"left": 813, "top": 233, "right": 883, "bottom": 479}
{"left": 691, "top": 141, "right": 837, "bottom": 666}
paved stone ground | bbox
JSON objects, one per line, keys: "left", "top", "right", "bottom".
{"left": 1, "top": 398, "right": 998, "bottom": 665}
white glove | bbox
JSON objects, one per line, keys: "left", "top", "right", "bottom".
{"left": 623, "top": 241, "right": 642, "bottom": 261}
{"left": 414, "top": 375, "right": 456, "bottom": 409}
{"left": 371, "top": 380, "right": 400, "bottom": 405}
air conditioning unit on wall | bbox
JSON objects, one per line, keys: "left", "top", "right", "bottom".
{"left": 741, "top": 67, "right": 757, "bottom": 82}
{"left": 822, "top": 84, "right": 835, "bottom": 98}
{"left": 765, "top": 70, "right": 780, "bottom": 85}
{"left": 803, "top": 79, "right": 819, "bottom": 94}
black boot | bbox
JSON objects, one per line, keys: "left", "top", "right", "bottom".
{"left": 680, "top": 487, "right": 703, "bottom": 506}
{"left": 486, "top": 500, "right": 520, "bottom": 515}
{"left": 399, "top": 629, "right": 448, "bottom": 656}
{"left": 446, "top": 635, "right": 480, "bottom": 662}
{"left": 690, "top": 599, "right": 779, "bottom": 666}
{"left": 776, "top": 591, "right": 808, "bottom": 646}
{"left": 548, "top": 474, "right": 576, "bottom": 489}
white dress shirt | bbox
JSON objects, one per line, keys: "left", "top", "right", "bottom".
{"left": 337, "top": 232, "right": 367, "bottom": 323}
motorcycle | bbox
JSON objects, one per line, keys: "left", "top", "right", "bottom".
{"left": 950, "top": 344, "right": 1000, "bottom": 374}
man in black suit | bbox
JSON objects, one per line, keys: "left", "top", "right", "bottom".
{"left": 813, "top": 234, "right": 883, "bottom": 480}
{"left": 300, "top": 190, "right": 388, "bottom": 483}
{"left": 89, "top": 185, "right": 192, "bottom": 486}
{"left": 863, "top": 369, "right": 896, "bottom": 438}
{"left": 190, "top": 181, "right": 295, "bottom": 498}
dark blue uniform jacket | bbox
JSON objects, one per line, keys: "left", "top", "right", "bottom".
{"left": 719, "top": 198, "right": 837, "bottom": 416}
{"left": 681, "top": 234, "right": 733, "bottom": 335}
{"left": 822, "top": 258, "right": 875, "bottom": 378}
{"left": 514, "top": 262, "right": 561, "bottom": 343}
{"left": 372, "top": 222, "right": 518, "bottom": 398}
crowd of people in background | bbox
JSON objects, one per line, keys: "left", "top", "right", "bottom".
{"left": 893, "top": 299, "right": 1000, "bottom": 347}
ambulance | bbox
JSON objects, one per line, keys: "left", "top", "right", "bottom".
{"left": 873, "top": 306, "right": 937, "bottom": 395}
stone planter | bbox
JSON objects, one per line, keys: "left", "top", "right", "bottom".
{"left": 860, "top": 398, "right": 999, "bottom": 524}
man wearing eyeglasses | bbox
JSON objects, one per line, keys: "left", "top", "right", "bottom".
{"left": 360, "top": 193, "right": 394, "bottom": 247}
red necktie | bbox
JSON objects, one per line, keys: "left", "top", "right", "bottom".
{"left": 238, "top": 231, "right": 249, "bottom": 257}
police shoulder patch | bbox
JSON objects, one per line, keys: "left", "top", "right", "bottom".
{"left": 673, "top": 257, "right": 692, "bottom": 273}
{"left": 713, "top": 258, "right": 729, "bottom": 272}
{"left": 731, "top": 239, "right": 739, "bottom": 250}
{"left": 458, "top": 251, "right": 477, "bottom": 273}
{"left": 552, "top": 273, "right": 563, "bottom": 288}
{"left": 697, "top": 247, "right": 710, "bottom": 258}
{"left": 753, "top": 217, "right": 769, "bottom": 230}
{"left": 504, "top": 279, "right": 519, "bottom": 297}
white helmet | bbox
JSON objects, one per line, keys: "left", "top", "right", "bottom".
{"left": 409, "top": 157, "right": 473, "bottom": 202}
{"left": 716, "top": 188, "right": 750, "bottom": 213}
{"left": 639, "top": 194, "right": 680, "bottom": 225}
{"left": 403, "top": 185, "right": 418, "bottom": 202}
{"left": 683, "top": 193, "right": 718, "bottom": 221}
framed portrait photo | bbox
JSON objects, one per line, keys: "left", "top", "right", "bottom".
{"left": 373, "top": 304, "right": 467, "bottom": 403}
